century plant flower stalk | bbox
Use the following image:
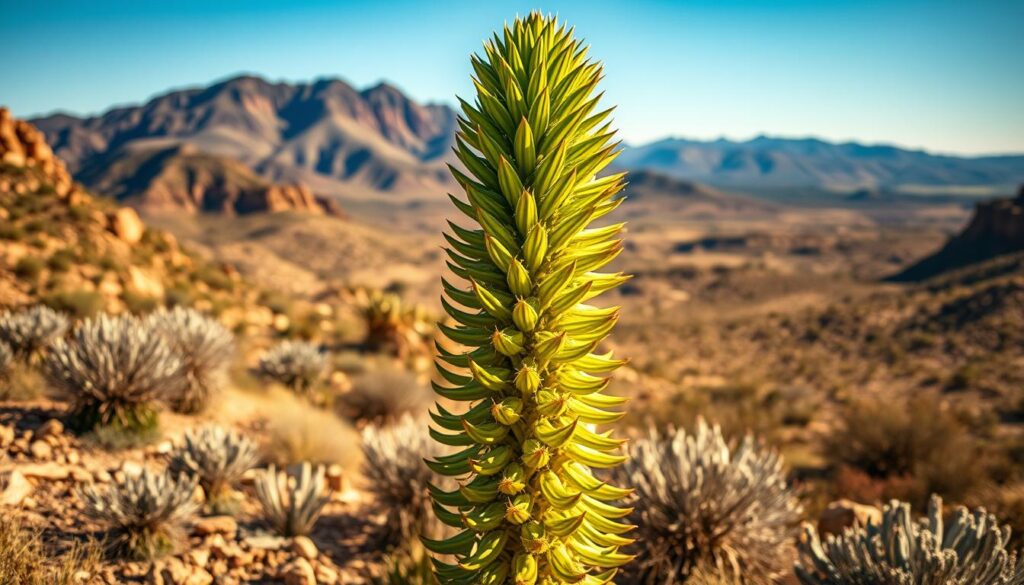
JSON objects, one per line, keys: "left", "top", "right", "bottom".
{"left": 425, "top": 12, "right": 634, "bottom": 584}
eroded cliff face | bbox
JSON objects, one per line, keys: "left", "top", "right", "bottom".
{"left": 892, "top": 186, "right": 1024, "bottom": 281}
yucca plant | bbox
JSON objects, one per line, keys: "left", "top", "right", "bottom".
{"left": 614, "top": 419, "right": 802, "bottom": 584}
{"left": 42, "top": 313, "right": 185, "bottom": 434}
{"left": 0, "top": 305, "right": 69, "bottom": 363}
{"left": 78, "top": 468, "right": 198, "bottom": 560}
{"left": 796, "top": 495, "right": 1024, "bottom": 585}
{"left": 145, "top": 307, "right": 234, "bottom": 413}
{"left": 168, "top": 425, "right": 258, "bottom": 515}
{"left": 347, "top": 287, "right": 433, "bottom": 356}
{"left": 363, "top": 415, "right": 445, "bottom": 548}
{"left": 257, "top": 340, "right": 326, "bottom": 397}
{"left": 425, "top": 12, "right": 634, "bottom": 584}
{"left": 254, "top": 462, "right": 331, "bottom": 537}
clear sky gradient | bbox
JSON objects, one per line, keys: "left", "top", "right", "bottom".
{"left": 2, "top": 0, "right": 1022, "bottom": 155}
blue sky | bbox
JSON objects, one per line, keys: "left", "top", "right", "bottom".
{"left": 1, "top": 0, "right": 1022, "bottom": 155}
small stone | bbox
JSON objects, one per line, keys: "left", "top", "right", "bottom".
{"left": 315, "top": 564, "right": 339, "bottom": 584}
{"left": 15, "top": 462, "right": 70, "bottom": 481}
{"left": 0, "top": 471, "right": 33, "bottom": 506}
{"left": 94, "top": 469, "right": 112, "bottom": 483}
{"left": 183, "top": 568, "right": 214, "bottom": 585}
{"left": 819, "top": 499, "right": 883, "bottom": 537}
{"left": 29, "top": 440, "right": 52, "bottom": 460}
{"left": 36, "top": 419, "right": 64, "bottom": 439}
{"left": 194, "top": 515, "right": 238, "bottom": 536}
{"left": 245, "top": 534, "right": 288, "bottom": 551}
{"left": 281, "top": 558, "right": 316, "bottom": 585}
{"left": 120, "top": 460, "right": 144, "bottom": 477}
{"left": 0, "top": 425, "right": 14, "bottom": 448}
{"left": 188, "top": 548, "right": 211, "bottom": 568}
{"left": 290, "top": 535, "right": 318, "bottom": 560}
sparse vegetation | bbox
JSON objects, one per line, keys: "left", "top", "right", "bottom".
{"left": 615, "top": 419, "right": 802, "bottom": 583}
{"left": 0, "top": 305, "right": 69, "bottom": 362}
{"left": 40, "top": 289, "right": 105, "bottom": 319}
{"left": 362, "top": 415, "right": 441, "bottom": 548}
{"left": 0, "top": 519, "right": 103, "bottom": 585}
{"left": 168, "top": 425, "right": 258, "bottom": 515}
{"left": 146, "top": 307, "right": 234, "bottom": 413}
{"left": 254, "top": 463, "right": 330, "bottom": 537}
{"left": 335, "top": 365, "right": 433, "bottom": 424}
{"left": 78, "top": 469, "right": 198, "bottom": 560}
{"left": 42, "top": 313, "right": 184, "bottom": 434}
{"left": 258, "top": 340, "right": 326, "bottom": 396}
{"left": 827, "top": 394, "right": 982, "bottom": 508}
{"left": 796, "top": 495, "right": 1024, "bottom": 584}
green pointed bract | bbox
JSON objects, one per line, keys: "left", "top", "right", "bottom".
{"left": 428, "top": 12, "right": 632, "bottom": 584}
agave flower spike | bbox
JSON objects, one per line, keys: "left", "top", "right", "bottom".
{"left": 426, "top": 11, "right": 634, "bottom": 584}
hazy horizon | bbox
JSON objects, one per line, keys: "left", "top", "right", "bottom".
{"left": 3, "top": 0, "right": 1022, "bottom": 156}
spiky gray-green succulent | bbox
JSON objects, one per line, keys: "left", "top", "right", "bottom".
{"left": 42, "top": 313, "right": 185, "bottom": 433}
{"left": 257, "top": 340, "right": 326, "bottom": 396}
{"left": 363, "top": 414, "right": 445, "bottom": 548}
{"left": 146, "top": 307, "right": 234, "bottom": 413}
{"left": 796, "top": 495, "right": 1024, "bottom": 585}
{"left": 614, "top": 419, "right": 802, "bottom": 584}
{"left": 168, "top": 425, "right": 257, "bottom": 514}
{"left": 79, "top": 468, "right": 198, "bottom": 560}
{"left": 0, "top": 305, "right": 69, "bottom": 362}
{"left": 426, "top": 12, "right": 634, "bottom": 585}
{"left": 254, "top": 462, "right": 330, "bottom": 537}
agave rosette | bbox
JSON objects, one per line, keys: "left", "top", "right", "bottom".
{"left": 425, "top": 12, "right": 634, "bottom": 585}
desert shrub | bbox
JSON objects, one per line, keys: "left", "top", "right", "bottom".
{"left": 0, "top": 305, "right": 69, "bottom": 362}
{"left": 46, "top": 250, "right": 74, "bottom": 273}
{"left": 362, "top": 415, "right": 443, "bottom": 548}
{"left": 827, "top": 394, "right": 982, "bottom": 508}
{"left": 122, "top": 291, "right": 159, "bottom": 314}
{"left": 42, "top": 313, "right": 185, "bottom": 435}
{"left": 347, "top": 288, "right": 432, "bottom": 356}
{"left": 13, "top": 257, "right": 44, "bottom": 280}
{"left": 254, "top": 463, "right": 330, "bottom": 537}
{"left": 0, "top": 518, "right": 102, "bottom": 585}
{"left": 79, "top": 469, "right": 198, "bottom": 560}
{"left": 0, "top": 223, "right": 25, "bottom": 240}
{"left": 796, "top": 495, "right": 1024, "bottom": 584}
{"left": 194, "top": 265, "right": 234, "bottom": 292}
{"left": 613, "top": 419, "right": 802, "bottom": 584}
{"left": 0, "top": 341, "right": 11, "bottom": 382}
{"left": 168, "top": 425, "right": 257, "bottom": 515}
{"left": 146, "top": 307, "right": 234, "bottom": 413}
{"left": 259, "top": 396, "right": 363, "bottom": 470}
{"left": 335, "top": 365, "right": 433, "bottom": 424}
{"left": 40, "top": 289, "right": 105, "bottom": 319}
{"left": 257, "top": 340, "right": 326, "bottom": 396}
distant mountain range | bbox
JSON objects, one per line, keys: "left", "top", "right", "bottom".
{"left": 618, "top": 137, "right": 1024, "bottom": 194}
{"left": 27, "top": 74, "right": 1024, "bottom": 213}
{"left": 32, "top": 75, "right": 458, "bottom": 202}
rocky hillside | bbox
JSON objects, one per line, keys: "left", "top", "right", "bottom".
{"left": 893, "top": 186, "right": 1024, "bottom": 281}
{"left": 76, "top": 143, "right": 343, "bottom": 216}
{"left": 32, "top": 75, "right": 458, "bottom": 201}
{"left": 0, "top": 108, "right": 274, "bottom": 325}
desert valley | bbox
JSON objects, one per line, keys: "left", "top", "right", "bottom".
{"left": 3, "top": 67, "right": 1024, "bottom": 584}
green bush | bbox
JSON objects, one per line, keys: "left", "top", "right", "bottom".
{"left": 41, "top": 290, "right": 105, "bottom": 319}
{"left": 13, "top": 256, "right": 44, "bottom": 279}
